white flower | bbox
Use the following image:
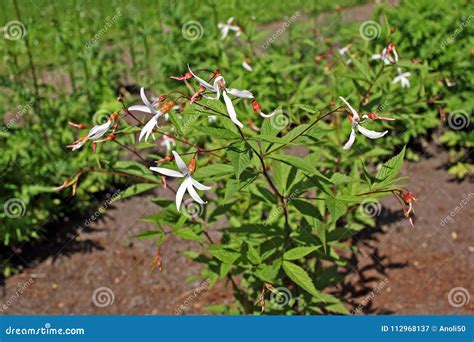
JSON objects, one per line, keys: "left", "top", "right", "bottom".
{"left": 339, "top": 96, "right": 388, "bottom": 150}
{"left": 392, "top": 67, "right": 411, "bottom": 88}
{"left": 217, "top": 17, "right": 241, "bottom": 39}
{"left": 242, "top": 60, "right": 253, "bottom": 72}
{"left": 208, "top": 115, "right": 217, "bottom": 122}
{"left": 338, "top": 45, "right": 352, "bottom": 64}
{"left": 188, "top": 65, "right": 254, "bottom": 128}
{"left": 68, "top": 117, "right": 113, "bottom": 151}
{"left": 160, "top": 135, "right": 176, "bottom": 152}
{"left": 128, "top": 87, "right": 163, "bottom": 142}
{"left": 150, "top": 151, "right": 211, "bottom": 211}
{"left": 371, "top": 46, "right": 398, "bottom": 65}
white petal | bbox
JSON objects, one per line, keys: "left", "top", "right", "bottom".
{"left": 128, "top": 105, "right": 153, "bottom": 115}
{"left": 87, "top": 120, "right": 111, "bottom": 140}
{"left": 140, "top": 87, "right": 154, "bottom": 112}
{"left": 339, "top": 96, "right": 360, "bottom": 121}
{"left": 187, "top": 65, "right": 214, "bottom": 90}
{"left": 242, "top": 62, "right": 252, "bottom": 72}
{"left": 149, "top": 167, "right": 184, "bottom": 178}
{"left": 70, "top": 140, "right": 85, "bottom": 151}
{"left": 175, "top": 178, "right": 190, "bottom": 212}
{"left": 186, "top": 182, "right": 206, "bottom": 204}
{"left": 172, "top": 151, "right": 189, "bottom": 174}
{"left": 191, "top": 178, "right": 212, "bottom": 191}
{"left": 259, "top": 110, "right": 277, "bottom": 118}
{"left": 392, "top": 76, "right": 400, "bottom": 84}
{"left": 357, "top": 124, "right": 388, "bottom": 139}
{"left": 226, "top": 88, "right": 254, "bottom": 99}
{"left": 139, "top": 115, "right": 158, "bottom": 142}
{"left": 227, "top": 17, "right": 234, "bottom": 25}
{"left": 343, "top": 128, "right": 356, "bottom": 150}
{"left": 220, "top": 26, "right": 230, "bottom": 39}
{"left": 222, "top": 91, "right": 244, "bottom": 128}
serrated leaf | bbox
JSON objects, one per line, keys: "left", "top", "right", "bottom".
{"left": 134, "top": 230, "right": 161, "bottom": 240}
{"left": 269, "top": 155, "right": 331, "bottom": 182}
{"left": 283, "top": 246, "right": 319, "bottom": 260}
{"left": 113, "top": 183, "right": 157, "bottom": 202}
{"left": 209, "top": 248, "right": 240, "bottom": 264}
{"left": 192, "top": 163, "right": 234, "bottom": 180}
{"left": 227, "top": 142, "right": 252, "bottom": 180}
{"left": 198, "top": 126, "right": 240, "bottom": 140}
{"left": 326, "top": 197, "right": 347, "bottom": 222}
{"left": 282, "top": 260, "right": 319, "bottom": 297}
{"left": 376, "top": 146, "right": 406, "bottom": 185}
{"left": 114, "top": 160, "right": 158, "bottom": 182}
{"left": 173, "top": 228, "right": 202, "bottom": 242}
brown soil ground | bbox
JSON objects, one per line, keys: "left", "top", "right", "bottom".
{"left": 2, "top": 141, "right": 472, "bottom": 315}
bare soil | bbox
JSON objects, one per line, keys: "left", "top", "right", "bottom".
{"left": 2, "top": 141, "right": 472, "bottom": 315}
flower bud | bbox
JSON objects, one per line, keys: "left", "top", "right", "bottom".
{"left": 401, "top": 189, "right": 416, "bottom": 203}
{"left": 187, "top": 157, "right": 197, "bottom": 173}
{"left": 252, "top": 99, "right": 262, "bottom": 114}
{"left": 367, "top": 112, "right": 378, "bottom": 120}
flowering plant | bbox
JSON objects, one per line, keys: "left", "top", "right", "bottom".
{"left": 57, "top": 56, "right": 416, "bottom": 313}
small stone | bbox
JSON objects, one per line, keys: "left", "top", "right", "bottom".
{"left": 451, "top": 232, "right": 458, "bottom": 240}
{"left": 421, "top": 242, "right": 428, "bottom": 248}
{"left": 52, "top": 283, "right": 58, "bottom": 289}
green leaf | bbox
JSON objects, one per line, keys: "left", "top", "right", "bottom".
{"left": 245, "top": 243, "right": 261, "bottom": 265}
{"left": 113, "top": 183, "right": 157, "bottom": 202}
{"left": 192, "top": 163, "right": 234, "bottom": 180}
{"left": 284, "top": 246, "right": 319, "bottom": 260}
{"left": 376, "top": 146, "right": 406, "bottom": 185}
{"left": 198, "top": 126, "right": 240, "bottom": 140}
{"left": 134, "top": 230, "right": 161, "bottom": 240}
{"left": 227, "top": 142, "right": 252, "bottom": 181}
{"left": 173, "top": 228, "right": 202, "bottom": 242}
{"left": 326, "top": 197, "right": 347, "bottom": 222}
{"left": 282, "top": 260, "right": 319, "bottom": 297}
{"left": 269, "top": 155, "right": 331, "bottom": 182}
{"left": 114, "top": 160, "right": 158, "bottom": 182}
{"left": 209, "top": 248, "right": 240, "bottom": 264}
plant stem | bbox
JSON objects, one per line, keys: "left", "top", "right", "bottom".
{"left": 13, "top": 0, "right": 41, "bottom": 115}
